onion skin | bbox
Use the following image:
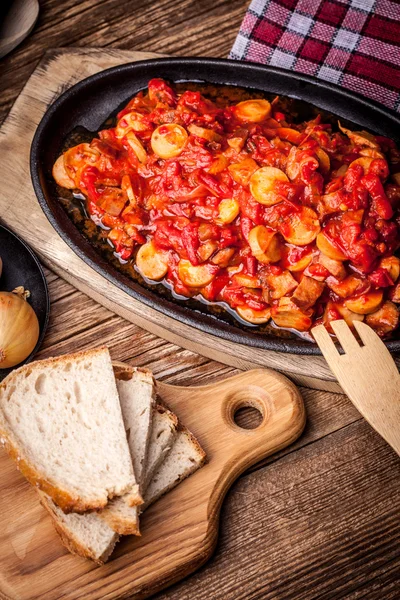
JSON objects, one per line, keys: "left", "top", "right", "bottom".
{"left": 0, "top": 291, "right": 40, "bottom": 368}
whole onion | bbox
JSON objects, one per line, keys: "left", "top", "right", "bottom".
{"left": 0, "top": 288, "right": 39, "bottom": 368}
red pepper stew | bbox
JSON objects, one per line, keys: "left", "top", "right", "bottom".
{"left": 53, "top": 79, "right": 400, "bottom": 339}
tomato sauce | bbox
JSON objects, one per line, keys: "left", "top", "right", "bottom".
{"left": 53, "top": 80, "right": 400, "bottom": 340}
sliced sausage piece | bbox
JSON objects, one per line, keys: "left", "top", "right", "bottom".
{"left": 151, "top": 124, "right": 188, "bottom": 159}
{"left": 317, "top": 231, "right": 347, "bottom": 261}
{"left": 218, "top": 198, "right": 240, "bottom": 224}
{"left": 52, "top": 155, "right": 76, "bottom": 189}
{"left": 178, "top": 260, "right": 216, "bottom": 288}
{"left": 136, "top": 241, "right": 169, "bottom": 281}
{"left": 248, "top": 226, "right": 281, "bottom": 263}
{"left": 235, "top": 99, "right": 271, "bottom": 123}
{"left": 237, "top": 306, "right": 271, "bottom": 324}
{"left": 250, "top": 166, "right": 289, "bottom": 206}
{"left": 344, "top": 290, "right": 383, "bottom": 314}
{"left": 280, "top": 207, "right": 320, "bottom": 246}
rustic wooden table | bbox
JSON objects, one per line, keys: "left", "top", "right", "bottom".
{"left": 1, "top": 2, "right": 400, "bottom": 598}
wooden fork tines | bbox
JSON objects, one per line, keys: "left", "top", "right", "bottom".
{"left": 313, "top": 319, "right": 400, "bottom": 456}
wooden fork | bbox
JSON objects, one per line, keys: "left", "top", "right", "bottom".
{"left": 312, "top": 319, "right": 400, "bottom": 456}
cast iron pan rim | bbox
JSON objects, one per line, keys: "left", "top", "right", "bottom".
{"left": 0, "top": 223, "right": 50, "bottom": 364}
{"left": 30, "top": 57, "right": 400, "bottom": 356}
{"left": 30, "top": 56, "right": 400, "bottom": 128}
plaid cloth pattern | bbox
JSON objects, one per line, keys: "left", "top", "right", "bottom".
{"left": 229, "top": 0, "right": 400, "bottom": 112}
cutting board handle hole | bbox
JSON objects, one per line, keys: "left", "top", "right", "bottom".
{"left": 225, "top": 387, "right": 270, "bottom": 432}
{"left": 233, "top": 406, "right": 263, "bottom": 430}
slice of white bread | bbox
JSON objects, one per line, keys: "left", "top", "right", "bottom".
{"left": 0, "top": 348, "right": 139, "bottom": 513}
{"left": 142, "top": 426, "right": 206, "bottom": 510}
{"left": 117, "top": 369, "right": 155, "bottom": 489}
{"left": 98, "top": 367, "right": 155, "bottom": 535}
{"left": 40, "top": 420, "right": 205, "bottom": 562}
{"left": 143, "top": 404, "right": 178, "bottom": 491}
{"left": 38, "top": 491, "right": 119, "bottom": 564}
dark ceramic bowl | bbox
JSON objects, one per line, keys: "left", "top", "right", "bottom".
{"left": 0, "top": 224, "right": 49, "bottom": 380}
{"left": 30, "top": 57, "right": 400, "bottom": 355}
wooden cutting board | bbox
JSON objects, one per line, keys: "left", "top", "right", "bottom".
{"left": 0, "top": 47, "right": 398, "bottom": 392}
{"left": 0, "top": 368, "right": 305, "bottom": 600}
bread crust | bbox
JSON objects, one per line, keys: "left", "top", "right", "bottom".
{"left": 2, "top": 346, "right": 109, "bottom": 383}
{"left": 38, "top": 491, "right": 119, "bottom": 564}
{"left": 0, "top": 434, "right": 110, "bottom": 513}
{"left": 113, "top": 363, "right": 154, "bottom": 384}
{"left": 177, "top": 424, "right": 207, "bottom": 466}
{"left": 0, "top": 347, "right": 136, "bottom": 513}
{"left": 98, "top": 506, "right": 141, "bottom": 536}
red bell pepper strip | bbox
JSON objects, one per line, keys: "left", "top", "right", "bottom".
{"left": 80, "top": 166, "right": 101, "bottom": 203}
{"left": 197, "top": 171, "right": 231, "bottom": 198}
{"left": 240, "top": 216, "right": 253, "bottom": 242}
{"left": 148, "top": 78, "right": 177, "bottom": 106}
{"left": 369, "top": 268, "right": 394, "bottom": 288}
{"left": 181, "top": 223, "right": 200, "bottom": 265}
{"left": 245, "top": 256, "right": 257, "bottom": 276}
{"left": 361, "top": 174, "right": 393, "bottom": 220}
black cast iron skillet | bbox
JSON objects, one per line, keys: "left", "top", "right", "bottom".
{"left": 0, "top": 224, "right": 49, "bottom": 380}
{"left": 30, "top": 57, "right": 400, "bottom": 355}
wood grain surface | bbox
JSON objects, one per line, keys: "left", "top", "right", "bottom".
{"left": 0, "top": 2, "right": 400, "bottom": 598}
{"left": 0, "top": 369, "right": 305, "bottom": 600}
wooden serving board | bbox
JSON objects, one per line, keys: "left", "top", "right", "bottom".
{"left": 0, "top": 368, "right": 305, "bottom": 600}
{"left": 0, "top": 47, "right": 398, "bottom": 393}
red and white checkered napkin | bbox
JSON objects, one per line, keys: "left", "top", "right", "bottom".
{"left": 229, "top": 0, "right": 400, "bottom": 112}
